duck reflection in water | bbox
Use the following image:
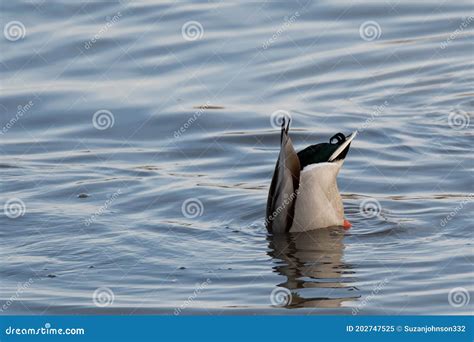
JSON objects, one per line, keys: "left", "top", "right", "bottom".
{"left": 267, "top": 228, "right": 359, "bottom": 309}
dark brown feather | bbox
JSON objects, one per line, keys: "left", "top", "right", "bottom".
{"left": 266, "top": 120, "right": 301, "bottom": 234}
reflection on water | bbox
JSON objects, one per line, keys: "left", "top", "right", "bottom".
{"left": 268, "top": 229, "right": 359, "bottom": 309}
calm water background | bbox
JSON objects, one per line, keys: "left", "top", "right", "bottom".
{"left": 1, "top": 1, "right": 473, "bottom": 315}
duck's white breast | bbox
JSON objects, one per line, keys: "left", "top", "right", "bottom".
{"left": 290, "top": 161, "right": 344, "bottom": 232}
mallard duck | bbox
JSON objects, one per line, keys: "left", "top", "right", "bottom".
{"left": 266, "top": 120, "right": 356, "bottom": 233}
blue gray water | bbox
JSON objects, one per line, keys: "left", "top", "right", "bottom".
{"left": 1, "top": 1, "right": 473, "bottom": 315}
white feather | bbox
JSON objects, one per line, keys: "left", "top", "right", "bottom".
{"left": 290, "top": 160, "right": 344, "bottom": 232}
{"left": 328, "top": 131, "right": 357, "bottom": 162}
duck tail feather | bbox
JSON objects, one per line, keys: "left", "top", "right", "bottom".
{"left": 266, "top": 120, "right": 301, "bottom": 234}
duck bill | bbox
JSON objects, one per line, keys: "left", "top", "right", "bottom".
{"left": 328, "top": 131, "right": 357, "bottom": 162}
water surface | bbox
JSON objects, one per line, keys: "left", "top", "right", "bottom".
{"left": 1, "top": 0, "right": 473, "bottom": 314}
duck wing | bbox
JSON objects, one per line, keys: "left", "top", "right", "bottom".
{"left": 266, "top": 119, "right": 301, "bottom": 234}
